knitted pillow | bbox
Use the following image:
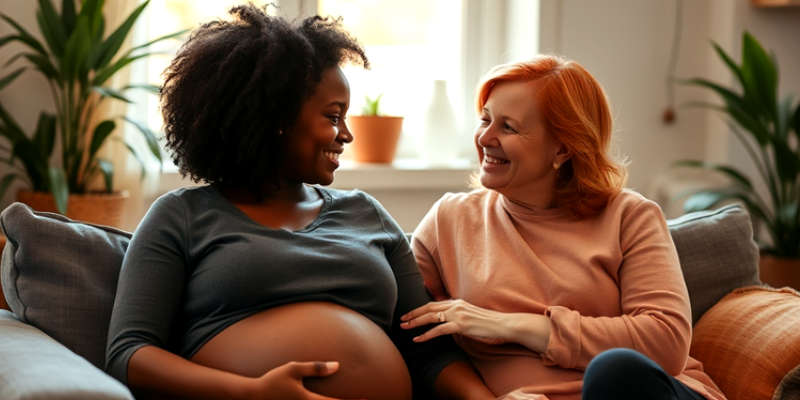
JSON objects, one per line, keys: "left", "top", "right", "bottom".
{"left": 666, "top": 204, "right": 761, "bottom": 325}
{"left": 690, "top": 286, "right": 800, "bottom": 400}
{"left": 0, "top": 202, "right": 131, "bottom": 369}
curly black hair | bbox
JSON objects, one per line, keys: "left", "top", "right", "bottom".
{"left": 160, "top": 3, "right": 368, "bottom": 197}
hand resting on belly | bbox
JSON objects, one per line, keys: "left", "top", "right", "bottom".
{"left": 190, "top": 301, "right": 413, "bottom": 400}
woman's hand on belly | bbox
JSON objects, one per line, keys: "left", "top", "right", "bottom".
{"left": 241, "top": 361, "right": 353, "bottom": 400}
{"left": 400, "top": 299, "right": 551, "bottom": 353}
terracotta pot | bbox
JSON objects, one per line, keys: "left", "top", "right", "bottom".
{"left": 16, "top": 190, "right": 129, "bottom": 228}
{"left": 347, "top": 116, "right": 404, "bottom": 163}
{"left": 759, "top": 253, "right": 800, "bottom": 290}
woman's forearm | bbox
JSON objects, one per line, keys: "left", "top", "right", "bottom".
{"left": 127, "top": 345, "right": 252, "bottom": 400}
{"left": 501, "top": 312, "right": 551, "bottom": 353}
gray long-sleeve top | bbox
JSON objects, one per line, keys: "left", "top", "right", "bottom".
{"left": 105, "top": 185, "right": 465, "bottom": 393}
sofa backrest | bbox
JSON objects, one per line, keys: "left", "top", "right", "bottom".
{"left": 0, "top": 201, "right": 761, "bottom": 369}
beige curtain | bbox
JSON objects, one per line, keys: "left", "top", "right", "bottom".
{"left": 94, "top": 0, "right": 161, "bottom": 232}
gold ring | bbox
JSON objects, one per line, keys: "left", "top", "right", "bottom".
{"left": 437, "top": 311, "right": 446, "bottom": 323}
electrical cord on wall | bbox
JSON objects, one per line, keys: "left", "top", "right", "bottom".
{"left": 663, "top": 0, "right": 683, "bottom": 124}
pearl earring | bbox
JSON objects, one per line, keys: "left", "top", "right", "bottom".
{"left": 553, "top": 161, "right": 560, "bottom": 170}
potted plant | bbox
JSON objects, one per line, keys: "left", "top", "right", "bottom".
{"left": 347, "top": 93, "right": 404, "bottom": 164}
{"left": 0, "top": 0, "right": 186, "bottom": 226}
{"left": 676, "top": 31, "right": 800, "bottom": 287}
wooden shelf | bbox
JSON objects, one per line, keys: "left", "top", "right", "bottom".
{"left": 750, "top": 0, "right": 800, "bottom": 7}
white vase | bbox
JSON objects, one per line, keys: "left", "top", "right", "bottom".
{"left": 420, "top": 80, "right": 458, "bottom": 166}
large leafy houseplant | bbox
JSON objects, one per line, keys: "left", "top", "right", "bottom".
{"left": 678, "top": 31, "right": 800, "bottom": 258}
{"left": 0, "top": 0, "right": 186, "bottom": 214}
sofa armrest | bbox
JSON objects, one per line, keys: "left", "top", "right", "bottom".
{"left": 0, "top": 310, "right": 133, "bottom": 400}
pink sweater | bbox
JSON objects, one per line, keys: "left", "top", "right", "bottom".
{"left": 411, "top": 189, "right": 726, "bottom": 400}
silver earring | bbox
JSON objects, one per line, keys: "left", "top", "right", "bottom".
{"left": 553, "top": 161, "right": 560, "bottom": 170}
{"left": 278, "top": 130, "right": 283, "bottom": 135}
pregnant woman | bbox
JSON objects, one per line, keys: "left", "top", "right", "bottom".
{"left": 105, "top": 4, "right": 499, "bottom": 400}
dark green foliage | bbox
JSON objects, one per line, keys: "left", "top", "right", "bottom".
{"left": 678, "top": 32, "right": 800, "bottom": 257}
{"left": 0, "top": 0, "right": 187, "bottom": 213}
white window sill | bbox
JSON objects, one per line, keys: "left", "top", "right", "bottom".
{"left": 157, "top": 158, "right": 479, "bottom": 193}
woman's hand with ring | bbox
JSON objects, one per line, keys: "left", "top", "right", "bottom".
{"left": 400, "top": 300, "right": 509, "bottom": 345}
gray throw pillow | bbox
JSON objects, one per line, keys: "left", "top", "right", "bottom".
{"left": 667, "top": 204, "right": 762, "bottom": 325}
{"left": 0, "top": 202, "right": 131, "bottom": 369}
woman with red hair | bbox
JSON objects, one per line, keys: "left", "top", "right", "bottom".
{"left": 401, "top": 55, "right": 726, "bottom": 400}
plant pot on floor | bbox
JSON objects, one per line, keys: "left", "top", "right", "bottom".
{"left": 347, "top": 116, "right": 404, "bottom": 163}
{"left": 759, "top": 253, "right": 800, "bottom": 290}
{"left": 16, "top": 190, "right": 129, "bottom": 229}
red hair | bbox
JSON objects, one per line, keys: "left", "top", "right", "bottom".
{"left": 475, "top": 54, "right": 628, "bottom": 219}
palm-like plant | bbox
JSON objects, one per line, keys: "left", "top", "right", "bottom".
{"left": 678, "top": 31, "right": 800, "bottom": 257}
{"left": 0, "top": 0, "right": 186, "bottom": 214}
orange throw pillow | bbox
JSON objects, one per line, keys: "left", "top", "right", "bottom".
{"left": 690, "top": 286, "right": 800, "bottom": 400}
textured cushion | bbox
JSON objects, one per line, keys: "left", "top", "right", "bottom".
{"left": 0, "top": 202, "right": 131, "bottom": 369}
{"left": 690, "top": 286, "right": 800, "bottom": 400}
{"left": 0, "top": 309, "right": 133, "bottom": 400}
{"left": 667, "top": 204, "right": 761, "bottom": 325}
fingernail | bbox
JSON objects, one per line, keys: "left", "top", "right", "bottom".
{"left": 326, "top": 361, "right": 339, "bottom": 371}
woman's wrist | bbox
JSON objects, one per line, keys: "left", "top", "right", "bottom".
{"left": 504, "top": 313, "right": 551, "bottom": 353}
{"left": 226, "top": 374, "right": 257, "bottom": 400}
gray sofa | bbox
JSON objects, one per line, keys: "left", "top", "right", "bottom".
{"left": 0, "top": 201, "right": 794, "bottom": 400}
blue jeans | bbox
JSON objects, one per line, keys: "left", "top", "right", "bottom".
{"left": 583, "top": 348, "right": 706, "bottom": 400}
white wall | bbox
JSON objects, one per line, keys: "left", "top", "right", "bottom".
{"left": 540, "top": 0, "right": 800, "bottom": 218}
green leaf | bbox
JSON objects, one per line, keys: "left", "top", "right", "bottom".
{"left": 771, "top": 137, "right": 800, "bottom": 185}
{"left": 115, "top": 137, "right": 147, "bottom": 180}
{"left": 91, "top": 86, "right": 132, "bottom": 103}
{"left": 77, "top": 0, "right": 104, "bottom": 31}
{"left": 121, "top": 83, "right": 160, "bottom": 94}
{"left": 48, "top": 167, "right": 68, "bottom": 214}
{"left": 32, "top": 112, "right": 57, "bottom": 160}
{"left": 129, "top": 29, "right": 190, "bottom": 53}
{"left": 123, "top": 116, "right": 163, "bottom": 166}
{"left": 671, "top": 160, "right": 754, "bottom": 190}
{"left": 36, "top": 0, "right": 66, "bottom": 57}
{"left": 13, "top": 139, "right": 49, "bottom": 190}
{"left": 0, "top": 173, "right": 20, "bottom": 203}
{"left": 741, "top": 31, "right": 778, "bottom": 121}
{"left": 0, "top": 67, "right": 25, "bottom": 91}
{"left": 0, "top": 102, "right": 27, "bottom": 143}
{"left": 94, "top": 0, "right": 149, "bottom": 70}
{"left": 22, "top": 53, "right": 62, "bottom": 82}
{"left": 89, "top": 120, "right": 115, "bottom": 157}
{"left": 62, "top": 15, "right": 91, "bottom": 82}
{"left": 92, "top": 53, "right": 149, "bottom": 87}
{"left": 776, "top": 94, "right": 793, "bottom": 140}
{"left": 792, "top": 101, "right": 800, "bottom": 142}
{"left": 96, "top": 158, "right": 113, "bottom": 193}
{"left": 682, "top": 77, "right": 771, "bottom": 146}
{"left": 712, "top": 41, "right": 744, "bottom": 86}
{"left": 61, "top": 0, "right": 77, "bottom": 36}
{"left": 0, "top": 15, "right": 49, "bottom": 55}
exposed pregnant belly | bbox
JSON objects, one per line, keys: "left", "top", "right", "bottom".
{"left": 190, "top": 301, "right": 412, "bottom": 400}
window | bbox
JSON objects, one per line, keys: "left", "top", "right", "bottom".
{"left": 130, "top": 0, "right": 539, "bottom": 169}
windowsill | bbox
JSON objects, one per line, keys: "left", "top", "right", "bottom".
{"left": 157, "top": 158, "right": 479, "bottom": 193}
